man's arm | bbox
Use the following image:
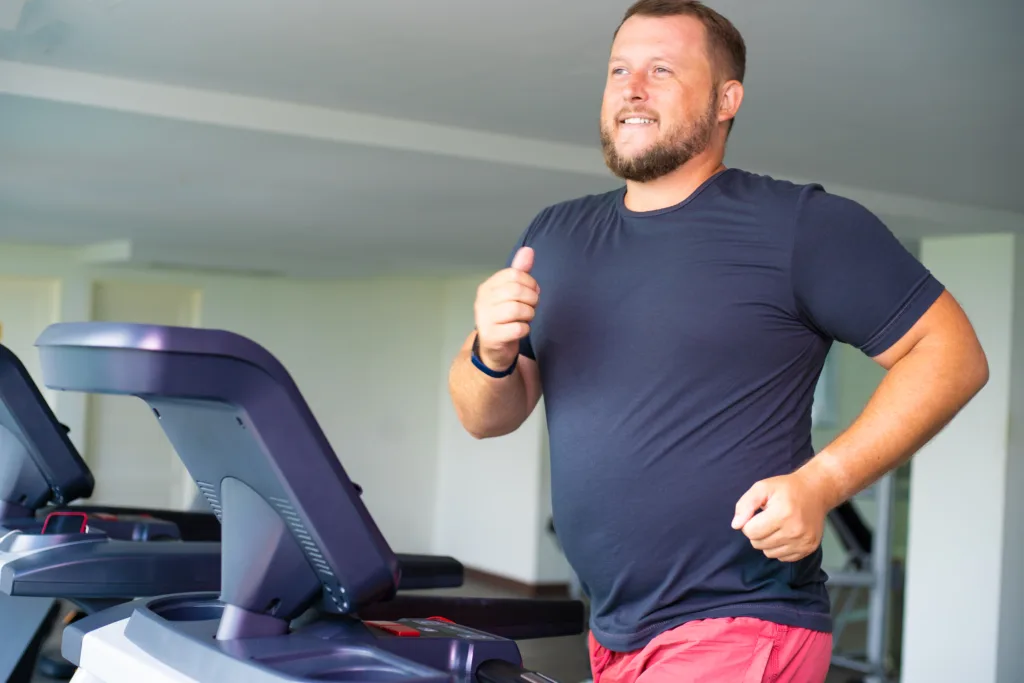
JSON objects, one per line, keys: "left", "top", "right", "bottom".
{"left": 448, "top": 245, "right": 544, "bottom": 439}
{"left": 797, "top": 289, "right": 988, "bottom": 510}
{"left": 732, "top": 187, "right": 988, "bottom": 562}
{"left": 734, "top": 291, "right": 987, "bottom": 561}
{"left": 448, "top": 333, "right": 543, "bottom": 439}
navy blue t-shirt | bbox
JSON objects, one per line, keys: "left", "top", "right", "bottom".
{"left": 508, "top": 168, "right": 944, "bottom": 652}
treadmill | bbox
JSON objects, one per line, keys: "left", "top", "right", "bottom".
{"left": 0, "top": 341, "right": 471, "bottom": 682}
{"left": 35, "top": 321, "right": 584, "bottom": 683}
{"left": 0, "top": 342, "right": 225, "bottom": 682}
{"left": 0, "top": 341, "right": 94, "bottom": 683}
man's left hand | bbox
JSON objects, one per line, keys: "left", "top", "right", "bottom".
{"left": 730, "top": 471, "right": 832, "bottom": 563}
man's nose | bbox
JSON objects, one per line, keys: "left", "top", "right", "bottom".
{"left": 623, "top": 73, "right": 649, "bottom": 101}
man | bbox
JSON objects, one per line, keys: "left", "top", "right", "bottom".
{"left": 448, "top": 1, "right": 989, "bottom": 681}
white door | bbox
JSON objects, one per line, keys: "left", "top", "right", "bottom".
{"left": 0, "top": 276, "right": 61, "bottom": 407}
{"left": 85, "top": 281, "right": 201, "bottom": 510}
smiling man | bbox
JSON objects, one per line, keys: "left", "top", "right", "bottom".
{"left": 448, "top": 1, "right": 989, "bottom": 681}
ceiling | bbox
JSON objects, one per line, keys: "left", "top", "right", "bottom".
{"left": 0, "top": 0, "right": 1022, "bottom": 277}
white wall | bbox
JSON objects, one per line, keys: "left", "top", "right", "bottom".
{"left": 999, "top": 236, "right": 1024, "bottom": 683}
{"left": 432, "top": 276, "right": 555, "bottom": 583}
{"left": 0, "top": 274, "right": 61, "bottom": 404}
{"left": 0, "top": 244, "right": 447, "bottom": 556}
{"left": 202, "top": 276, "right": 449, "bottom": 554}
{"left": 902, "top": 234, "right": 1021, "bottom": 683}
{"left": 998, "top": 237, "right": 1024, "bottom": 683}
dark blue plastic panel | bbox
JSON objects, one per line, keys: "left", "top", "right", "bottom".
{"left": 35, "top": 322, "right": 400, "bottom": 618}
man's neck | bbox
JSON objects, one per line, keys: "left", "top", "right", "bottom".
{"left": 622, "top": 155, "right": 727, "bottom": 213}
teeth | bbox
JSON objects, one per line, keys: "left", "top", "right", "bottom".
{"left": 622, "top": 117, "right": 656, "bottom": 125}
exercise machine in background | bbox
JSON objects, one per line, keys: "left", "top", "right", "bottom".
{"left": 0, "top": 343, "right": 222, "bottom": 683}
{"left": 35, "top": 321, "right": 583, "bottom": 682}
{"left": 825, "top": 475, "right": 901, "bottom": 683}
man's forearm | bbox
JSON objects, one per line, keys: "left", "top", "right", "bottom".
{"left": 448, "top": 348, "right": 531, "bottom": 439}
{"left": 797, "top": 338, "right": 989, "bottom": 510}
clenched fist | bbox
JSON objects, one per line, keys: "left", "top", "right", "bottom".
{"left": 474, "top": 247, "right": 539, "bottom": 370}
{"left": 731, "top": 470, "right": 830, "bottom": 563}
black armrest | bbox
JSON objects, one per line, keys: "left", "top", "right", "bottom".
{"left": 394, "top": 553, "right": 463, "bottom": 589}
{"left": 826, "top": 501, "right": 873, "bottom": 571}
{"left": 357, "top": 594, "right": 585, "bottom": 640}
{"left": 50, "top": 510, "right": 461, "bottom": 591}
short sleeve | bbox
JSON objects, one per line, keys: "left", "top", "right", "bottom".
{"left": 791, "top": 186, "right": 946, "bottom": 357}
{"left": 501, "top": 207, "right": 550, "bottom": 361}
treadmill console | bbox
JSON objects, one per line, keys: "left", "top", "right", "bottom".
{"left": 0, "top": 344, "right": 93, "bottom": 523}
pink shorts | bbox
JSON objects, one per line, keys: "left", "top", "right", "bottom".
{"left": 588, "top": 617, "right": 832, "bottom": 683}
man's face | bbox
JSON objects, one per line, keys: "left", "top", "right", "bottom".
{"left": 600, "top": 14, "right": 721, "bottom": 182}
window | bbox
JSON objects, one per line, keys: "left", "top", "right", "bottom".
{"left": 812, "top": 349, "right": 838, "bottom": 429}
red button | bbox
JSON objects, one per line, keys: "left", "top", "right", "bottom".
{"left": 365, "top": 620, "right": 420, "bottom": 637}
{"left": 426, "top": 616, "right": 455, "bottom": 624}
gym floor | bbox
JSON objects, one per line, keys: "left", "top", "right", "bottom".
{"left": 31, "top": 577, "right": 871, "bottom": 683}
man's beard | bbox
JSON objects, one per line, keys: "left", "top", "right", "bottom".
{"left": 600, "top": 90, "right": 718, "bottom": 183}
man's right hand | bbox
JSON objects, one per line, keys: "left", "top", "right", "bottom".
{"left": 473, "top": 246, "right": 539, "bottom": 370}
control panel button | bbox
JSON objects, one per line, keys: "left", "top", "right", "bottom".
{"left": 365, "top": 620, "right": 420, "bottom": 637}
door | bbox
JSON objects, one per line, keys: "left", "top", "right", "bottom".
{"left": 85, "top": 281, "right": 202, "bottom": 509}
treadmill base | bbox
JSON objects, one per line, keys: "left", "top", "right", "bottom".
{"left": 71, "top": 618, "right": 196, "bottom": 683}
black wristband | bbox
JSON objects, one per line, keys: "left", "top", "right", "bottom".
{"left": 471, "top": 333, "right": 518, "bottom": 378}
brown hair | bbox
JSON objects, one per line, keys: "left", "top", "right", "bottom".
{"left": 615, "top": 0, "right": 746, "bottom": 85}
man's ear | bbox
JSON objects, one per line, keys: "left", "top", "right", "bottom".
{"left": 718, "top": 80, "right": 744, "bottom": 126}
